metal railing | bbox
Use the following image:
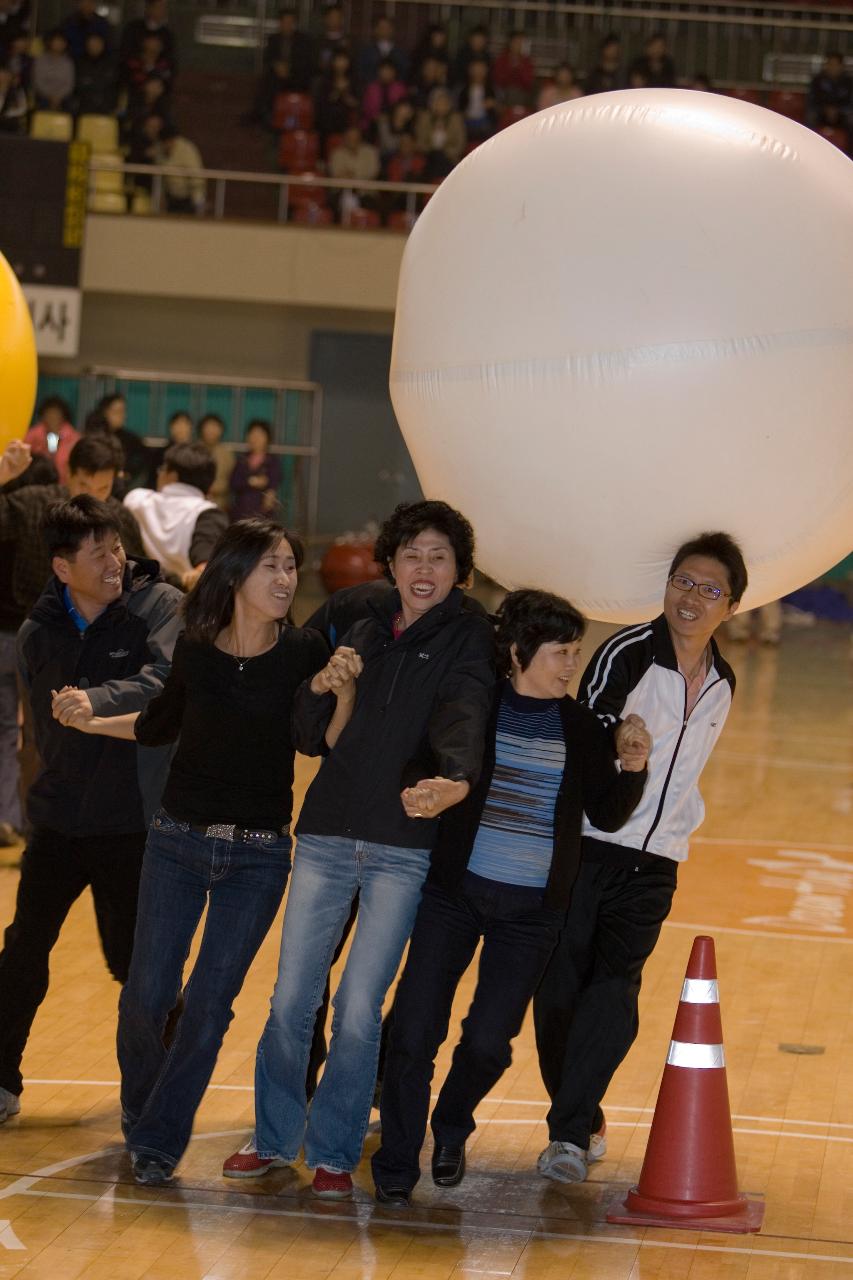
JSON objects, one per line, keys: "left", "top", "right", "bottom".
{"left": 89, "top": 158, "right": 438, "bottom": 223}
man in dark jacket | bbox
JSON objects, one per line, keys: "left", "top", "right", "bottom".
{"left": 0, "top": 495, "right": 182, "bottom": 1125}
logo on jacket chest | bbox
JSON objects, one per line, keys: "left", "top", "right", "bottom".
{"left": 109, "top": 649, "right": 131, "bottom": 659}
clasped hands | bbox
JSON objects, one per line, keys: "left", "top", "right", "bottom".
{"left": 615, "top": 713, "right": 652, "bottom": 772}
{"left": 51, "top": 686, "right": 94, "bottom": 730}
{"left": 310, "top": 646, "right": 363, "bottom": 702}
{"left": 401, "top": 777, "right": 470, "bottom": 821}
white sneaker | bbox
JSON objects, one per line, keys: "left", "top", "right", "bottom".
{"left": 0, "top": 1088, "right": 21, "bottom": 1124}
{"left": 537, "top": 1140, "right": 587, "bottom": 1183}
{"left": 588, "top": 1119, "right": 607, "bottom": 1163}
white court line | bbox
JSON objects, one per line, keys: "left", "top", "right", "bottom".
{"left": 663, "top": 920, "right": 853, "bottom": 944}
{"left": 690, "top": 836, "right": 853, "bottom": 853}
{"left": 714, "top": 752, "right": 852, "bottom": 774}
{"left": 474, "top": 1119, "right": 853, "bottom": 1143}
{"left": 21, "top": 1079, "right": 853, "bottom": 1133}
{"left": 10, "top": 1184, "right": 853, "bottom": 1269}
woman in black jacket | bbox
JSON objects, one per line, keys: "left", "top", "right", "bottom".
{"left": 371, "top": 589, "right": 650, "bottom": 1205}
{"left": 223, "top": 500, "right": 495, "bottom": 1198}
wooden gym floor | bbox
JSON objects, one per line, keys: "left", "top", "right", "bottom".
{"left": 0, "top": 617, "right": 851, "bottom": 1279}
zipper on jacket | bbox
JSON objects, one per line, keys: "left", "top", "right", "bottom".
{"left": 383, "top": 651, "right": 407, "bottom": 710}
{"left": 641, "top": 675, "right": 723, "bottom": 852}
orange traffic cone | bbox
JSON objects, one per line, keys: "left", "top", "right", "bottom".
{"left": 607, "top": 935, "right": 764, "bottom": 1234}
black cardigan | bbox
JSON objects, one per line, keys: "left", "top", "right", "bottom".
{"left": 425, "top": 682, "right": 648, "bottom": 911}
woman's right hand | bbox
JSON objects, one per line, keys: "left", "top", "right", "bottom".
{"left": 310, "top": 646, "right": 363, "bottom": 702}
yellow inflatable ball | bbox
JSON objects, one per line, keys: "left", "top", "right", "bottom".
{"left": 0, "top": 251, "right": 37, "bottom": 451}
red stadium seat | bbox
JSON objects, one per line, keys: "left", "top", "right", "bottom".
{"left": 818, "top": 124, "right": 849, "bottom": 151}
{"left": 500, "top": 105, "right": 529, "bottom": 130}
{"left": 342, "top": 206, "right": 380, "bottom": 229}
{"left": 767, "top": 90, "right": 806, "bottom": 121}
{"left": 385, "top": 153, "right": 426, "bottom": 183}
{"left": 293, "top": 201, "right": 333, "bottom": 226}
{"left": 387, "top": 209, "right": 416, "bottom": 232}
{"left": 278, "top": 129, "right": 320, "bottom": 173}
{"left": 273, "top": 92, "right": 314, "bottom": 132}
{"left": 727, "top": 86, "right": 762, "bottom": 106}
{"left": 288, "top": 175, "right": 326, "bottom": 206}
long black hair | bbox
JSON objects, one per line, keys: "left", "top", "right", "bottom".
{"left": 183, "top": 519, "right": 305, "bottom": 644}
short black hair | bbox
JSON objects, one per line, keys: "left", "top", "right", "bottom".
{"left": 43, "top": 495, "right": 122, "bottom": 561}
{"left": 668, "top": 531, "right": 748, "bottom": 603}
{"left": 198, "top": 412, "right": 225, "bottom": 431}
{"left": 69, "top": 434, "right": 122, "bottom": 475}
{"left": 495, "top": 589, "right": 586, "bottom": 677}
{"left": 246, "top": 418, "right": 272, "bottom": 442}
{"left": 162, "top": 442, "right": 216, "bottom": 493}
{"left": 374, "top": 499, "right": 475, "bottom": 585}
{"left": 37, "top": 395, "right": 73, "bottom": 423}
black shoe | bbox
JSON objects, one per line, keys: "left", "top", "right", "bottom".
{"left": 431, "top": 1143, "right": 465, "bottom": 1187}
{"left": 131, "top": 1153, "right": 174, "bottom": 1186}
{"left": 375, "top": 1184, "right": 411, "bottom": 1207}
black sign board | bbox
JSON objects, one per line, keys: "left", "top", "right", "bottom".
{"left": 0, "top": 136, "right": 88, "bottom": 287}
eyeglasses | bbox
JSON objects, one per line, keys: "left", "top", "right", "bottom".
{"left": 668, "top": 573, "right": 728, "bottom": 601}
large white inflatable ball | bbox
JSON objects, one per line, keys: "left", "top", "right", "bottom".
{"left": 390, "top": 90, "right": 853, "bottom": 622}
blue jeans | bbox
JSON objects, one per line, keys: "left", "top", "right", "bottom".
{"left": 118, "top": 810, "right": 291, "bottom": 1168}
{"left": 0, "top": 631, "right": 22, "bottom": 831}
{"left": 254, "top": 834, "right": 431, "bottom": 1172}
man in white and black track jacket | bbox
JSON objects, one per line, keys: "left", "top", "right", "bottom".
{"left": 533, "top": 531, "right": 747, "bottom": 1186}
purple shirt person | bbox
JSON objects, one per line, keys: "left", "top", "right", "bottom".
{"left": 229, "top": 420, "right": 282, "bottom": 521}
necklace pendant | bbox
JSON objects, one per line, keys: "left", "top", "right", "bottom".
{"left": 237, "top": 660, "right": 245, "bottom": 672}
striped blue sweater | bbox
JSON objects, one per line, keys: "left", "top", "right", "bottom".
{"left": 467, "top": 684, "right": 566, "bottom": 888}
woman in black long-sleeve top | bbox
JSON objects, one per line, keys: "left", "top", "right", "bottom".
{"left": 67, "top": 519, "right": 330, "bottom": 1186}
{"left": 371, "top": 589, "right": 650, "bottom": 1205}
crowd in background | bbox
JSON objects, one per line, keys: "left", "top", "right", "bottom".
{"left": 2, "top": 0, "right": 852, "bottom": 219}
{"left": 23, "top": 392, "right": 282, "bottom": 523}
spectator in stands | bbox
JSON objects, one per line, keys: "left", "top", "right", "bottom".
{"left": 411, "top": 55, "right": 449, "bottom": 111}
{"left": 0, "top": 59, "right": 27, "bottom": 133}
{"left": 690, "top": 73, "right": 714, "bottom": 92}
{"left": 328, "top": 124, "right": 380, "bottom": 218}
{"left": 538, "top": 63, "right": 583, "bottom": 110}
{"left": 808, "top": 52, "right": 852, "bottom": 129}
{"left": 362, "top": 56, "right": 408, "bottom": 138}
{"left": 197, "top": 413, "right": 234, "bottom": 513}
{"left": 121, "top": 31, "right": 172, "bottom": 113}
{"left": 452, "top": 26, "right": 490, "bottom": 91}
{"left": 125, "top": 441, "right": 226, "bottom": 590}
{"left": 315, "top": 4, "right": 351, "bottom": 79}
{"left": 33, "top": 29, "right": 75, "bottom": 111}
{"left": 314, "top": 48, "right": 359, "bottom": 143}
{"left": 416, "top": 88, "right": 465, "bottom": 180}
{"left": 230, "top": 421, "right": 282, "bottom": 522}
{"left": 459, "top": 57, "right": 498, "bottom": 144}
{"left": 493, "top": 31, "right": 535, "bottom": 108}
{"left": 265, "top": 7, "right": 313, "bottom": 92}
{"left": 411, "top": 24, "right": 449, "bottom": 81}
{"left": 585, "top": 35, "right": 623, "bottom": 95}
{"left": 629, "top": 34, "right": 676, "bottom": 89}
{"left": 25, "top": 397, "right": 80, "bottom": 486}
{"left": 73, "top": 31, "right": 117, "bottom": 116}
{"left": 119, "top": 0, "right": 176, "bottom": 77}
{"left": 358, "top": 13, "right": 407, "bottom": 87}
{"left": 628, "top": 67, "right": 649, "bottom": 89}
{"left": 148, "top": 116, "right": 206, "bottom": 215}
{"left": 4, "top": 31, "right": 31, "bottom": 92}
{"left": 62, "top": 0, "right": 112, "bottom": 61}
{"left": 378, "top": 97, "right": 416, "bottom": 162}
{"left": 0, "top": 0, "right": 29, "bottom": 58}
{"left": 85, "top": 392, "right": 150, "bottom": 494}
{"left": 150, "top": 410, "right": 192, "bottom": 481}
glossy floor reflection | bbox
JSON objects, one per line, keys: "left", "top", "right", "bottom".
{"left": 0, "top": 618, "right": 851, "bottom": 1278}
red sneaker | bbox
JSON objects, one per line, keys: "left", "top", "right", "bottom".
{"left": 222, "top": 1142, "right": 290, "bottom": 1179}
{"left": 311, "top": 1166, "right": 353, "bottom": 1199}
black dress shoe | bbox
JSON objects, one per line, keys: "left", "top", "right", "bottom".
{"left": 375, "top": 1185, "right": 411, "bottom": 1207}
{"left": 431, "top": 1143, "right": 466, "bottom": 1187}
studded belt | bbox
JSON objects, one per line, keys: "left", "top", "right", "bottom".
{"left": 189, "top": 823, "right": 290, "bottom": 843}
